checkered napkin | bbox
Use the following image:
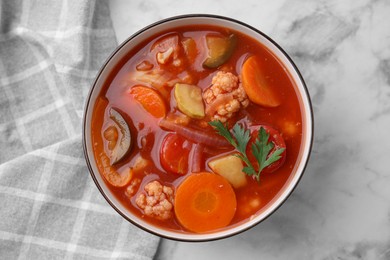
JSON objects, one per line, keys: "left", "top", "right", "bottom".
{"left": 0, "top": 1, "right": 160, "bottom": 259}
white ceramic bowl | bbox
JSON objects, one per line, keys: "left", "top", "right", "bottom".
{"left": 83, "top": 14, "right": 313, "bottom": 241}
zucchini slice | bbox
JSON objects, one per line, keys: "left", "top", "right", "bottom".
{"left": 203, "top": 34, "right": 237, "bottom": 69}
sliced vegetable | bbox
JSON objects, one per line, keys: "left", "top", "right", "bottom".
{"left": 208, "top": 154, "right": 247, "bottom": 188}
{"left": 203, "top": 34, "right": 237, "bottom": 69}
{"left": 160, "top": 133, "right": 192, "bottom": 175}
{"left": 174, "top": 172, "right": 236, "bottom": 233}
{"left": 107, "top": 108, "right": 132, "bottom": 165}
{"left": 159, "top": 118, "right": 230, "bottom": 148}
{"left": 191, "top": 144, "right": 204, "bottom": 173}
{"left": 129, "top": 85, "right": 167, "bottom": 118}
{"left": 241, "top": 56, "right": 281, "bottom": 107}
{"left": 174, "top": 83, "right": 205, "bottom": 119}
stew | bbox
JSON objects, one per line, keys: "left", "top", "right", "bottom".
{"left": 91, "top": 24, "right": 303, "bottom": 233}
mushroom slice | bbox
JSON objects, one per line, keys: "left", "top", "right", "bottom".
{"left": 109, "top": 108, "right": 132, "bottom": 165}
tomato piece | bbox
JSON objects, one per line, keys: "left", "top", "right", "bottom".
{"left": 160, "top": 133, "right": 193, "bottom": 175}
{"left": 247, "top": 125, "right": 286, "bottom": 174}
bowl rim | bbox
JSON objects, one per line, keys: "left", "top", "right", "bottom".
{"left": 82, "top": 13, "right": 314, "bottom": 242}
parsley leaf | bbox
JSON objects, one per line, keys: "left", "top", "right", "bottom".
{"left": 262, "top": 147, "right": 285, "bottom": 169}
{"left": 242, "top": 166, "right": 257, "bottom": 176}
{"left": 209, "top": 120, "right": 236, "bottom": 147}
{"left": 232, "top": 123, "right": 251, "bottom": 155}
{"left": 209, "top": 120, "right": 285, "bottom": 183}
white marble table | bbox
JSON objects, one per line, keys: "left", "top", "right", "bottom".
{"left": 109, "top": 0, "right": 390, "bottom": 259}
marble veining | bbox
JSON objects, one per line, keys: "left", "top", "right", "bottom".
{"left": 109, "top": 0, "right": 390, "bottom": 259}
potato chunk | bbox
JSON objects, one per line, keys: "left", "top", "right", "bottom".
{"left": 208, "top": 154, "right": 247, "bottom": 188}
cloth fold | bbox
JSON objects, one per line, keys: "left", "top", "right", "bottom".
{"left": 0, "top": 0, "right": 160, "bottom": 259}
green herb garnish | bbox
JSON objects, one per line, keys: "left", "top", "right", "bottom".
{"left": 209, "top": 120, "right": 285, "bottom": 183}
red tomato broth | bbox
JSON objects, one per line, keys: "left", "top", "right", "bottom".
{"left": 91, "top": 24, "right": 303, "bottom": 233}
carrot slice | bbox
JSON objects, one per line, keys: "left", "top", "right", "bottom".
{"left": 129, "top": 85, "right": 166, "bottom": 118}
{"left": 241, "top": 56, "right": 281, "bottom": 107}
{"left": 174, "top": 172, "right": 237, "bottom": 233}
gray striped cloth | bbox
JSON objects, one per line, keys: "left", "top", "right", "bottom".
{"left": 0, "top": 1, "right": 160, "bottom": 259}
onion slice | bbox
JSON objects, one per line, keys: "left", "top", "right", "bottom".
{"left": 159, "top": 119, "right": 230, "bottom": 148}
{"left": 205, "top": 93, "right": 234, "bottom": 115}
{"left": 191, "top": 144, "right": 204, "bottom": 173}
